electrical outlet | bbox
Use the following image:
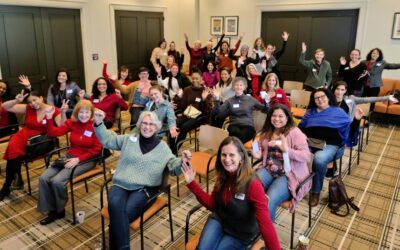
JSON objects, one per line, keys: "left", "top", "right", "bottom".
{"left": 92, "top": 53, "right": 99, "bottom": 61}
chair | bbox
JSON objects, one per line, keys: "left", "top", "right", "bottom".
{"left": 176, "top": 125, "right": 229, "bottom": 195}
{"left": 24, "top": 134, "right": 59, "bottom": 195}
{"left": 386, "top": 80, "right": 400, "bottom": 118}
{"left": 45, "top": 147, "right": 106, "bottom": 224}
{"left": 283, "top": 81, "right": 303, "bottom": 96}
{"left": 110, "top": 107, "right": 122, "bottom": 134}
{"left": 100, "top": 167, "right": 173, "bottom": 250}
{"left": 0, "top": 123, "right": 21, "bottom": 174}
{"left": 357, "top": 103, "right": 371, "bottom": 166}
{"left": 290, "top": 89, "right": 311, "bottom": 118}
{"left": 374, "top": 78, "right": 397, "bottom": 115}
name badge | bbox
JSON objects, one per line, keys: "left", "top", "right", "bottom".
{"left": 276, "top": 94, "right": 282, "bottom": 98}
{"left": 345, "top": 99, "right": 352, "bottom": 104}
{"left": 233, "top": 103, "right": 240, "bottom": 108}
{"left": 83, "top": 130, "right": 93, "bottom": 137}
{"left": 93, "top": 99, "right": 99, "bottom": 103}
{"left": 234, "top": 193, "right": 246, "bottom": 200}
{"left": 129, "top": 136, "right": 137, "bottom": 142}
{"left": 195, "top": 97, "right": 201, "bottom": 102}
{"left": 312, "top": 68, "right": 317, "bottom": 72}
{"left": 376, "top": 63, "right": 382, "bottom": 67}
{"left": 42, "top": 119, "right": 47, "bottom": 125}
{"left": 344, "top": 67, "right": 349, "bottom": 70}
{"left": 66, "top": 89, "right": 73, "bottom": 94}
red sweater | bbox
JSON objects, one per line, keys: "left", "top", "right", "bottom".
{"left": 256, "top": 88, "right": 291, "bottom": 109}
{"left": 46, "top": 119, "right": 102, "bottom": 162}
{"left": 90, "top": 94, "right": 128, "bottom": 123}
{"left": 187, "top": 177, "right": 281, "bottom": 250}
{"left": 102, "top": 63, "right": 130, "bottom": 87}
{"left": 185, "top": 41, "right": 207, "bottom": 74}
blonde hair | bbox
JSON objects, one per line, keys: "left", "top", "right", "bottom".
{"left": 315, "top": 48, "right": 325, "bottom": 54}
{"left": 263, "top": 73, "right": 280, "bottom": 91}
{"left": 71, "top": 100, "right": 94, "bottom": 122}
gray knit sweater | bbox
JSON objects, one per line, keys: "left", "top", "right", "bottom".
{"left": 94, "top": 123, "right": 182, "bottom": 190}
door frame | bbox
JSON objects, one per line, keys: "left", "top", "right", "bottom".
{"left": 254, "top": 1, "right": 368, "bottom": 52}
{"left": 108, "top": 4, "right": 167, "bottom": 75}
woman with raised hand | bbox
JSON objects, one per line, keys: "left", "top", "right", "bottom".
{"left": 216, "top": 33, "right": 244, "bottom": 70}
{"left": 257, "top": 73, "right": 290, "bottom": 108}
{"left": 150, "top": 39, "right": 168, "bottom": 70}
{"left": 299, "top": 42, "right": 333, "bottom": 91}
{"left": 37, "top": 100, "right": 102, "bottom": 225}
{"left": 202, "top": 61, "right": 220, "bottom": 88}
{"left": 232, "top": 44, "right": 260, "bottom": 78}
{"left": 182, "top": 136, "right": 281, "bottom": 250}
{"left": 144, "top": 85, "right": 178, "bottom": 139}
{"left": 252, "top": 104, "right": 311, "bottom": 221}
{"left": 93, "top": 109, "right": 189, "bottom": 249}
{"left": 0, "top": 80, "right": 19, "bottom": 138}
{"left": 90, "top": 77, "right": 128, "bottom": 129}
{"left": 261, "top": 31, "right": 289, "bottom": 83}
{"left": 298, "top": 88, "right": 351, "bottom": 206}
{"left": 338, "top": 49, "right": 367, "bottom": 96}
{"left": 46, "top": 68, "right": 86, "bottom": 118}
{"left": 168, "top": 41, "right": 184, "bottom": 70}
{"left": 0, "top": 90, "right": 65, "bottom": 200}
{"left": 201, "top": 34, "right": 225, "bottom": 71}
{"left": 101, "top": 59, "right": 131, "bottom": 87}
{"left": 184, "top": 33, "right": 208, "bottom": 74}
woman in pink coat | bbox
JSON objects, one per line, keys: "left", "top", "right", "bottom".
{"left": 252, "top": 104, "right": 311, "bottom": 221}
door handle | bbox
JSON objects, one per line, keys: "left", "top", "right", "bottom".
{"left": 41, "top": 75, "right": 46, "bottom": 81}
{"left": 0, "top": 64, "right": 2, "bottom": 79}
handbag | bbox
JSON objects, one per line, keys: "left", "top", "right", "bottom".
{"left": 328, "top": 175, "right": 360, "bottom": 216}
{"left": 307, "top": 138, "right": 326, "bottom": 150}
{"left": 25, "top": 134, "right": 56, "bottom": 159}
{"left": 183, "top": 105, "right": 202, "bottom": 119}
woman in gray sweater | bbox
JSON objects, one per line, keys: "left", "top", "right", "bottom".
{"left": 93, "top": 110, "right": 190, "bottom": 249}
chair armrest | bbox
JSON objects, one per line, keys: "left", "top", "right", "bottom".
{"left": 69, "top": 154, "right": 105, "bottom": 182}
{"left": 295, "top": 172, "right": 315, "bottom": 194}
{"left": 100, "top": 177, "right": 113, "bottom": 208}
{"left": 44, "top": 146, "right": 70, "bottom": 167}
{"left": 185, "top": 204, "right": 203, "bottom": 244}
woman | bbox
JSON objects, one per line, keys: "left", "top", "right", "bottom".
{"left": 252, "top": 104, "right": 311, "bottom": 221}
{"left": 202, "top": 35, "right": 225, "bottom": 70}
{"left": 361, "top": 48, "right": 400, "bottom": 109}
{"left": 202, "top": 61, "right": 220, "bottom": 88}
{"left": 170, "top": 70, "right": 213, "bottom": 154}
{"left": 167, "top": 41, "right": 184, "bottom": 70}
{"left": 93, "top": 110, "right": 190, "bottom": 249}
{"left": 90, "top": 77, "right": 128, "bottom": 129}
{"left": 0, "top": 80, "right": 19, "bottom": 138}
{"left": 182, "top": 136, "right": 281, "bottom": 250}
{"left": 155, "top": 63, "right": 182, "bottom": 101}
{"left": 246, "top": 63, "right": 266, "bottom": 99}
{"left": 115, "top": 67, "right": 152, "bottom": 126}
{"left": 0, "top": 90, "right": 64, "bottom": 200}
{"left": 144, "top": 85, "right": 178, "bottom": 139}
{"left": 102, "top": 59, "right": 131, "bottom": 86}
{"left": 150, "top": 39, "right": 168, "bottom": 70}
{"left": 299, "top": 42, "right": 333, "bottom": 91}
{"left": 156, "top": 55, "right": 176, "bottom": 79}
{"left": 252, "top": 37, "right": 266, "bottom": 73}
{"left": 184, "top": 33, "right": 208, "bottom": 74}
{"left": 261, "top": 31, "right": 289, "bottom": 82}
{"left": 215, "top": 77, "right": 268, "bottom": 144}
{"left": 258, "top": 73, "right": 290, "bottom": 109}
{"left": 37, "top": 100, "right": 102, "bottom": 225}
{"left": 217, "top": 34, "right": 243, "bottom": 70}
{"left": 298, "top": 88, "right": 351, "bottom": 206}
{"left": 47, "top": 68, "right": 85, "bottom": 118}
{"left": 232, "top": 44, "right": 260, "bottom": 78}
{"left": 338, "top": 49, "right": 367, "bottom": 96}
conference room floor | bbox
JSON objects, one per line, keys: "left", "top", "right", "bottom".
{"left": 0, "top": 115, "right": 399, "bottom": 249}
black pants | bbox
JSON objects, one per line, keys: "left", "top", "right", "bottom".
{"left": 1, "top": 156, "right": 23, "bottom": 192}
{"left": 362, "top": 86, "right": 380, "bottom": 111}
{"left": 130, "top": 107, "right": 144, "bottom": 126}
{"left": 228, "top": 125, "right": 256, "bottom": 144}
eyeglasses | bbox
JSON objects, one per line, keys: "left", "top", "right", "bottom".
{"left": 314, "top": 94, "right": 326, "bottom": 100}
{"left": 141, "top": 121, "right": 156, "bottom": 127}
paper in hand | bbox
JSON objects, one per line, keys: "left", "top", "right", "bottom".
{"left": 252, "top": 140, "right": 260, "bottom": 154}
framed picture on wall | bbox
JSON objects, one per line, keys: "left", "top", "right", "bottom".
{"left": 392, "top": 12, "right": 400, "bottom": 39}
{"left": 224, "top": 16, "right": 239, "bottom": 36}
{"left": 210, "top": 16, "right": 224, "bottom": 35}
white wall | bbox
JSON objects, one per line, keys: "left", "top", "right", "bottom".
{"left": 0, "top": 0, "right": 399, "bottom": 92}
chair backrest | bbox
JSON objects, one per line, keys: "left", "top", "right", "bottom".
{"left": 253, "top": 110, "right": 267, "bottom": 133}
{"left": 198, "top": 125, "right": 229, "bottom": 151}
{"left": 160, "top": 167, "right": 170, "bottom": 190}
{"left": 380, "top": 78, "right": 396, "bottom": 96}
{"left": 356, "top": 103, "right": 371, "bottom": 117}
{"left": 283, "top": 81, "right": 303, "bottom": 94}
{"left": 290, "top": 89, "right": 311, "bottom": 108}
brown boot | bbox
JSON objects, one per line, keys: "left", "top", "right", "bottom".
{"left": 310, "top": 193, "right": 320, "bottom": 207}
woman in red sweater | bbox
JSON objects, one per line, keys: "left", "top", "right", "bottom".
{"left": 258, "top": 73, "right": 290, "bottom": 109}
{"left": 90, "top": 77, "right": 128, "bottom": 129}
{"left": 182, "top": 136, "right": 280, "bottom": 250}
{"left": 37, "top": 100, "right": 102, "bottom": 225}
{"left": 101, "top": 59, "right": 131, "bottom": 87}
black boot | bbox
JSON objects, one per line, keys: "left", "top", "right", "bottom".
{"left": 0, "top": 158, "right": 20, "bottom": 201}
{"left": 11, "top": 172, "right": 24, "bottom": 190}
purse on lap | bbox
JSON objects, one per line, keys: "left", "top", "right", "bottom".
{"left": 25, "top": 134, "right": 56, "bottom": 159}
{"left": 183, "top": 105, "right": 202, "bottom": 119}
{"left": 307, "top": 138, "right": 326, "bottom": 150}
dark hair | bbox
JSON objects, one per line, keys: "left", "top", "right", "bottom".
{"left": 167, "top": 63, "right": 180, "bottom": 92}
{"left": 307, "top": 88, "right": 336, "bottom": 109}
{"left": 138, "top": 67, "right": 150, "bottom": 74}
{"left": 0, "top": 80, "right": 12, "bottom": 101}
{"left": 91, "top": 77, "right": 115, "bottom": 99}
{"left": 28, "top": 90, "right": 42, "bottom": 98}
{"left": 253, "top": 37, "right": 265, "bottom": 50}
{"left": 206, "top": 61, "right": 217, "bottom": 72}
{"left": 51, "top": 68, "right": 71, "bottom": 96}
{"left": 118, "top": 65, "right": 131, "bottom": 82}
{"left": 332, "top": 81, "right": 348, "bottom": 93}
{"left": 260, "top": 104, "right": 295, "bottom": 140}
{"left": 191, "top": 66, "right": 202, "bottom": 76}
{"left": 218, "top": 67, "right": 232, "bottom": 87}
{"left": 214, "top": 136, "right": 254, "bottom": 193}
{"left": 366, "top": 48, "right": 383, "bottom": 61}
{"left": 219, "top": 41, "right": 230, "bottom": 53}
{"left": 158, "top": 39, "right": 167, "bottom": 47}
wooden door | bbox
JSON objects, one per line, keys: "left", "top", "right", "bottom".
{"left": 261, "top": 10, "right": 359, "bottom": 82}
{"left": 115, "top": 10, "right": 164, "bottom": 80}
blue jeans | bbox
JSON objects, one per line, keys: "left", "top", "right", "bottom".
{"left": 310, "top": 145, "right": 344, "bottom": 193}
{"left": 197, "top": 217, "right": 251, "bottom": 250}
{"left": 108, "top": 185, "right": 157, "bottom": 250}
{"left": 256, "top": 168, "right": 290, "bottom": 221}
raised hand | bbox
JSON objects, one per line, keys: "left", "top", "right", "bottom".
{"left": 15, "top": 89, "right": 29, "bottom": 103}
{"left": 282, "top": 31, "right": 289, "bottom": 41}
{"left": 169, "top": 127, "right": 178, "bottom": 138}
{"left": 181, "top": 150, "right": 196, "bottom": 184}
{"left": 115, "top": 89, "right": 122, "bottom": 99}
{"left": 94, "top": 108, "right": 106, "bottom": 125}
{"left": 110, "top": 74, "right": 118, "bottom": 81}
{"left": 184, "top": 33, "right": 188, "bottom": 41}
{"left": 177, "top": 88, "right": 183, "bottom": 98}
{"left": 101, "top": 59, "right": 108, "bottom": 64}
{"left": 231, "top": 68, "right": 237, "bottom": 79}
{"left": 239, "top": 32, "right": 245, "bottom": 40}
{"left": 60, "top": 99, "right": 70, "bottom": 114}
{"left": 201, "top": 88, "right": 210, "bottom": 100}
{"left": 261, "top": 60, "right": 267, "bottom": 72}
{"left": 340, "top": 56, "right": 347, "bottom": 65}
{"left": 301, "top": 42, "right": 307, "bottom": 53}
{"left": 354, "top": 107, "right": 364, "bottom": 120}
{"left": 78, "top": 89, "right": 86, "bottom": 99}
{"left": 64, "top": 157, "right": 80, "bottom": 169}
{"left": 18, "top": 75, "right": 31, "bottom": 88}
{"left": 155, "top": 64, "right": 162, "bottom": 76}
{"left": 211, "top": 86, "right": 220, "bottom": 100}
{"left": 44, "top": 105, "right": 56, "bottom": 119}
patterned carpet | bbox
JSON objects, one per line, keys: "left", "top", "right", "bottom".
{"left": 0, "top": 119, "right": 399, "bottom": 249}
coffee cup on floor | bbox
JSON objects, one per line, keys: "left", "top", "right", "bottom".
{"left": 76, "top": 211, "right": 85, "bottom": 224}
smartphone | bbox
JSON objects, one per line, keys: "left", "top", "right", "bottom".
{"left": 252, "top": 140, "right": 260, "bottom": 153}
